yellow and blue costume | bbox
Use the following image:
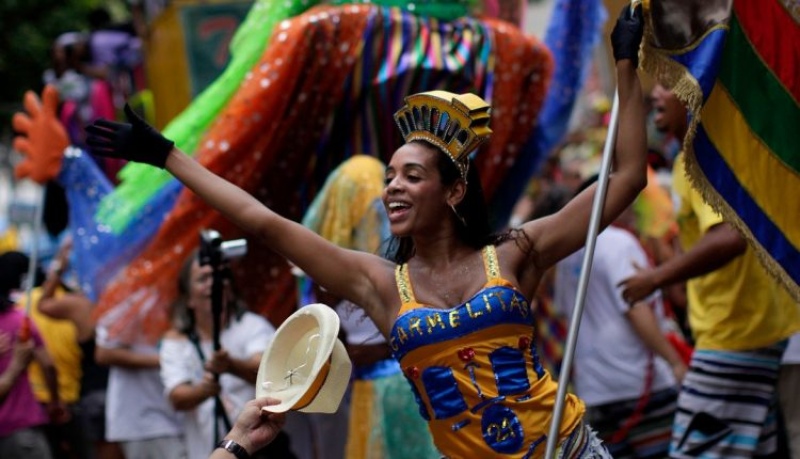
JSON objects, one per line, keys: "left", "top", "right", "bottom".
{"left": 390, "top": 245, "right": 586, "bottom": 458}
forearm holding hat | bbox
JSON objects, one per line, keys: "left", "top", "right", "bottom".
{"left": 209, "top": 397, "right": 286, "bottom": 459}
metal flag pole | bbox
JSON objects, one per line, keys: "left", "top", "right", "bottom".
{"left": 20, "top": 186, "right": 45, "bottom": 340}
{"left": 543, "top": 88, "right": 621, "bottom": 458}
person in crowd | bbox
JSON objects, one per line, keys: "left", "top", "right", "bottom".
{"left": 44, "top": 31, "right": 119, "bottom": 182}
{"left": 779, "top": 333, "right": 800, "bottom": 458}
{"left": 555, "top": 182, "right": 685, "bottom": 458}
{"left": 0, "top": 251, "right": 62, "bottom": 459}
{"left": 619, "top": 84, "right": 800, "bottom": 458}
{"left": 18, "top": 241, "right": 92, "bottom": 459}
{"left": 84, "top": 6, "right": 144, "bottom": 114}
{"left": 44, "top": 32, "right": 116, "bottom": 145}
{"left": 35, "top": 238, "right": 123, "bottom": 459}
{"left": 95, "top": 295, "right": 185, "bottom": 458}
{"left": 160, "top": 251, "right": 294, "bottom": 459}
{"left": 84, "top": 6, "right": 646, "bottom": 457}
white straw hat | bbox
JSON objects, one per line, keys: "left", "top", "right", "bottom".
{"left": 256, "top": 303, "right": 352, "bottom": 413}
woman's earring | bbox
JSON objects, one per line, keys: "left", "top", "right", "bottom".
{"left": 450, "top": 204, "right": 467, "bottom": 226}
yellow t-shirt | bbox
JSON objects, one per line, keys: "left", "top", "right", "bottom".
{"left": 0, "top": 226, "right": 19, "bottom": 253}
{"left": 673, "top": 154, "right": 800, "bottom": 351}
{"left": 17, "top": 287, "right": 83, "bottom": 403}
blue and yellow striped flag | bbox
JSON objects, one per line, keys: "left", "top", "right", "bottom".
{"left": 642, "top": 0, "right": 800, "bottom": 302}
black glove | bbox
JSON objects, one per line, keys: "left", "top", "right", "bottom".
{"left": 611, "top": 3, "right": 644, "bottom": 67}
{"left": 85, "top": 104, "right": 174, "bottom": 168}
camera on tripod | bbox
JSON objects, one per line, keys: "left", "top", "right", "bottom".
{"left": 198, "top": 229, "right": 248, "bottom": 268}
{"left": 196, "top": 230, "right": 245, "bottom": 440}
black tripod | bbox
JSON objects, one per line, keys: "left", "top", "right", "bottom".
{"left": 211, "top": 263, "right": 232, "bottom": 446}
{"left": 209, "top": 256, "right": 233, "bottom": 447}
{"left": 197, "top": 229, "right": 239, "bottom": 449}
{"left": 185, "top": 262, "right": 233, "bottom": 453}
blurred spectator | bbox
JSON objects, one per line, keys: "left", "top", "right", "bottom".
{"left": 556, "top": 200, "right": 684, "bottom": 458}
{"left": 95, "top": 299, "right": 185, "bottom": 458}
{"left": 35, "top": 238, "right": 123, "bottom": 459}
{"left": 780, "top": 333, "right": 800, "bottom": 458}
{"left": 43, "top": 31, "right": 119, "bottom": 182}
{"left": 620, "top": 84, "right": 800, "bottom": 458}
{"left": 0, "top": 251, "right": 62, "bottom": 459}
{"left": 85, "top": 7, "right": 144, "bottom": 108}
{"left": 160, "top": 251, "right": 292, "bottom": 459}
{"left": 18, "top": 252, "right": 90, "bottom": 458}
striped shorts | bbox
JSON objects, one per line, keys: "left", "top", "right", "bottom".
{"left": 585, "top": 387, "right": 678, "bottom": 458}
{"left": 670, "top": 342, "right": 786, "bottom": 458}
{"left": 556, "top": 421, "right": 614, "bottom": 459}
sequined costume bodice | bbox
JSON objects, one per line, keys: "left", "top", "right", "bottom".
{"left": 390, "top": 246, "right": 585, "bottom": 458}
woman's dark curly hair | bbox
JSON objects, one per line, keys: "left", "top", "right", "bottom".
{"left": 386, "top": 140, "right": 515, "bottom": 264}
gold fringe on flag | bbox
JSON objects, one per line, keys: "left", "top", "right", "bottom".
{"left": 639, "top": 7, "right": 800, "bottom": 302}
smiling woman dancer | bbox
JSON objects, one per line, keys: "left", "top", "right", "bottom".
{"left": 84, "top": 7, "right": 645, "bottom": 457}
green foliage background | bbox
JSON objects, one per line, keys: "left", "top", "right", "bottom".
{"left": 0, "top": 0, "right": 104, "bottom": 130}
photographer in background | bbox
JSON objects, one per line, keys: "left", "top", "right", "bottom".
{"left": 159, "top": 233, "right": 294, "bottom": 459}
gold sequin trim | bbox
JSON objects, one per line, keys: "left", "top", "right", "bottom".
{"left": 482, "top": 245, "right": 500, "bottom": 280}
{"left": 395, "top": 263, "right": 415, "bottom": 304}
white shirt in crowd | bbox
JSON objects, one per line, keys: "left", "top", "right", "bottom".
{"left": 160, "top": 312, "right": 275, "bottom": 459}
{"left": 96, "top": 325, "right": 185, "bottom": 442}
{"left": 555, "top": 226, "right": 677, "bottom": 407}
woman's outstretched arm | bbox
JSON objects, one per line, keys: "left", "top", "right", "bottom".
{"left": 164, "top": 151, "right": 389, "bottom": 317}
{"left": 85, "top": 109, "right": 394, "bottom": 328}
{"left": 523, "top": 6, "right": 647, "bottom": 270}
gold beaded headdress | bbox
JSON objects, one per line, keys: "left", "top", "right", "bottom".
{"left": 394, "top": 91, "right": 492, "bottom": 180}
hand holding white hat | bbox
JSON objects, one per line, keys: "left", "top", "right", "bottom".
{"left": 213, "top": 397, "right": 286, "bottom": 458}
{"left": 256, "top": 303, "right": 352, "bottom": 413}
